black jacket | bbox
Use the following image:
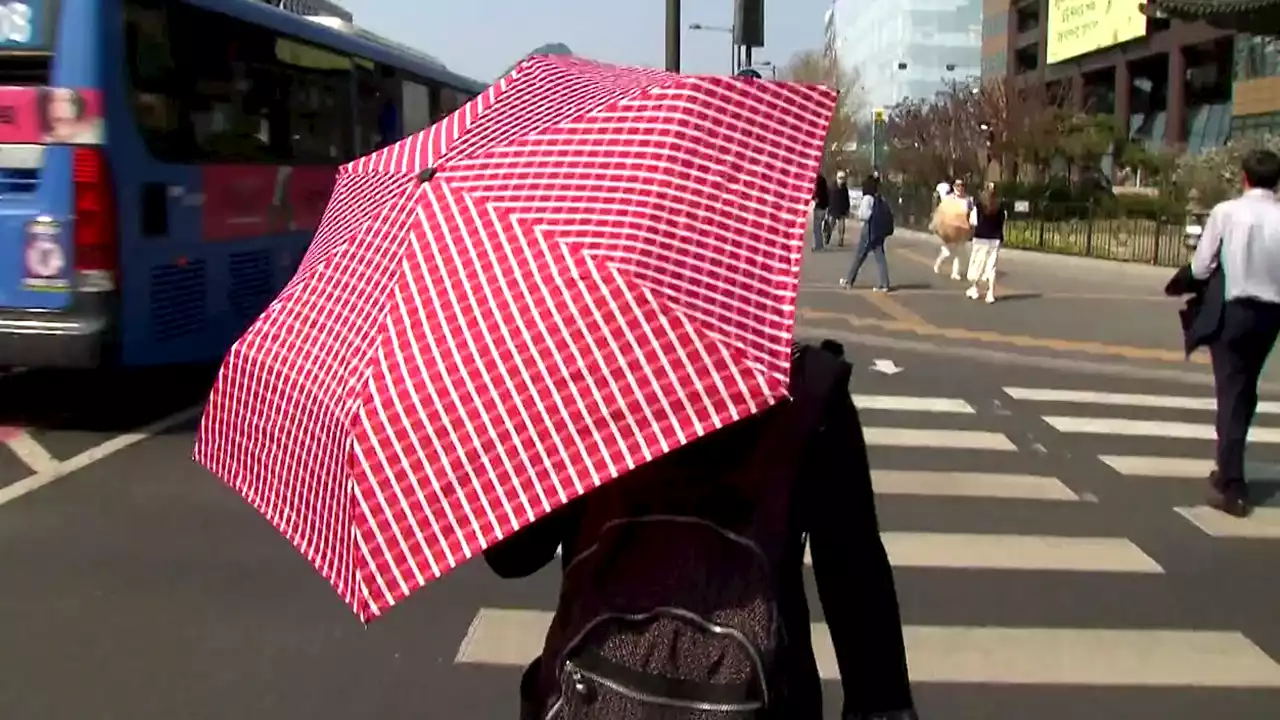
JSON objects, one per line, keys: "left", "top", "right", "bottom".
{"left": 815, "top": 174, "right": 830, "bottom": 210}
{"left": 1165, "top": 263, "right": 1224, "bottom": 357}
{"left": 483, "top": 344, "right": 916, "bottom": 720}
{"left": 827, "top": 181, "right": 851, "bottom": 218}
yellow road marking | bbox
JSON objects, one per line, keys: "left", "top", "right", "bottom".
{"left": 797, "top": 307, "right": 1208, "bottom": 365}
{"left": 801, "top": 286, "right": 1172, "bottom": 303}
{"left": 860, "top": 289, "right": 933, "bottom": 328}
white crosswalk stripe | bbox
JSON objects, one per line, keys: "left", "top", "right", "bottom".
{"left": 1004, "top": 386, "right": 1280, "bottom": 414}
{"left": 456, "top": 390, "right": 1280, "bottom": 693}
{"left": 1004, "top": 384, "right": 1280, "bottom": 540}
{"left": 871, "top": 470, "right": 1079, "bottom": 501}
{"left": 458, "top": 608, "right": 1280, "bottom": 688}
{"left": 1098, "top": 455, "right": 1280, "bottom": 480}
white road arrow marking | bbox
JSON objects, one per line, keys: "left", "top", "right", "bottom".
{"left": 871, "top": 359, "right": 903, "bottom": 375}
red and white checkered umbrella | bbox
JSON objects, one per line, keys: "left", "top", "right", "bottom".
{"left": 193, "top": 56, "right": 835, "bottom": 621}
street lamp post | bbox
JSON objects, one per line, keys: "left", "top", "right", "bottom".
{"left": 666, "top": 0, "right": 680, "bottom": 71}
{"left": 688, "top": 22, "right": 735, "bottom": 73}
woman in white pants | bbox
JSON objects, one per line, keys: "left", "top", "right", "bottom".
{"left": 965, "top": 185, "right": 1006, "bottom": 303}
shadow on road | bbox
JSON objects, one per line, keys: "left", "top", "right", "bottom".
{"left": 987, "top": 292, "right": 1043, "bottom": 302}
{"left": 0, "top": 365, "right": 219, "bottom": 435}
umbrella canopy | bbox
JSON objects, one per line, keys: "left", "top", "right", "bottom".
{"left": 194, "top": 55, "right": 835, "bottom": 621}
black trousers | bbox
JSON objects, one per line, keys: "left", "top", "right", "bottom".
{"left": 1209, "top": 299, "right": 1280, "bottom": 487}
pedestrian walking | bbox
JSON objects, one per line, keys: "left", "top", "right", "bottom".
{"left": 840, "top": 174, "right": 894, "bottom": 292}
{"left": 827, "top": 170, "right": 851, "bottom": 246}
{"left": 484, "top": 339, "right": 918, "bottom": 720}
{"left": 964, "top": 185, "right": 1006, "bottom": 304}
{"left": 813, "top": 172, "right": 830, "bottom": 252}
{"left": 930, "top": 179, "right": 971, "bottom": 280}
{"left": 1187, "top": 149, "right": 1280, "bottom": 517}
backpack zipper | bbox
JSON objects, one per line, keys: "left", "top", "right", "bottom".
{"left": 548, "top": 605, "right": 770, "bottom": 718}
{"left": 553, "top": 659, "right": 763, "bottom": 715}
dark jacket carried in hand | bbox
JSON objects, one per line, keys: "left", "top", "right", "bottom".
{"left": 483, "top": 342, "right": 916, "bottom": 720}
{"left": 1165, "top": 263, "right": 1224, "bottom": 357}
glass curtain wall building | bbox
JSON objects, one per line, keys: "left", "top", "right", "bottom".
{"left": 831, "top": 0, "right": 982, "bottom": 108}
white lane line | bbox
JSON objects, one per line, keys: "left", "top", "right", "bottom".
{"left": 1175, "top": 506, "right": 1280, "bottom": 539}
{"left": 1043, "top": 416, "right": 1280, "bottom": 443}
{"left": 4, "top": 431, "right": 58, "bottom": 474}
{"left": 852, "top": 395, "right": 975, "bottom": 414}
{"left": 864, "top": 427, "right": 1017, "bottom": 451}
{"left": 562, "top": 532, "right": 1161, "bottom": 572}
{"left": 0, "top": 404, "right": 205, "bottom": 507}
{"left": 552, "top": 473, "right": 1081, "bottom": 560}
{"left": 872, "top": 470, "right": 1079, "bottom": 501}
{"left": 456, "top": 609, "right": 1280, "bottom": 687}
{"left": 1100, "top": 455, "right": 1280, "bottom": 481}
{"left": 1005, "top": 387, "right": 1280, "bottom": 413}
{"left": 805, "top": 532, "right": 1163, "bottom": 573}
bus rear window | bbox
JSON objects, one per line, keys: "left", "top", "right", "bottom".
{"left": 123, "top": 0, "right": 353, "bottom": 165}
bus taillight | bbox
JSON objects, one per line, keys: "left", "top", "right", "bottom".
{"left": 72, "top": 146, "right": 117, "bottom": 292}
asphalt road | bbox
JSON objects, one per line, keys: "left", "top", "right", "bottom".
{"left": 3, "top": 244, "right": 1280, "bottom": 719}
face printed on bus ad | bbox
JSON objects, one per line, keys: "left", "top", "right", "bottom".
{"left": 40, "top": 87, "right": 103, "bottom": 144}
{"left": 0, "top": 86, "right": 103, "bottom": 145}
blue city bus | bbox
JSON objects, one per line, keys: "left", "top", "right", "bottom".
{"left": 0, "top": 0, "right": 485, "bottom": 370}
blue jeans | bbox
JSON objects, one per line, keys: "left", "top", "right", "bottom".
{"left": 844, "top": 225, "right": 890, "bottom": 288}
{"left": 812, "top": 208, "right": 826, "bottom": 250}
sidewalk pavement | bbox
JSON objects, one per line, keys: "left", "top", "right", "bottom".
{"left": 796, "top": 224, "right": 1280, "bottom": 390}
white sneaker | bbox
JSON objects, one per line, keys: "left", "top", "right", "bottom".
{"left": 985, "top": 293, "right": 996, "bottom": 304}
{"left": 838, "top": 278, "right": 848, "bottom": 288}
{"left": 965, "top": 286, "right": 979, "bottom": 299}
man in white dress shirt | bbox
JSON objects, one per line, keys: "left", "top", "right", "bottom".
{"left": 1191, "top": 149, "right": 1280, "bottom": 516}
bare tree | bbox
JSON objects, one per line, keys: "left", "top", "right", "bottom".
{"left": 883, "top": 78, "right": 1074, "bottom": 188}
{"left": 884, "top": 82, "right": 986, "bottom": 188}
{"left": 781, "top": 49, "right": 866, "bottom": 175}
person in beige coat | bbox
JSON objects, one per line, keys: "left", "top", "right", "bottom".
{"left": 929, "top": 179, "right": 972, "bottom": 280}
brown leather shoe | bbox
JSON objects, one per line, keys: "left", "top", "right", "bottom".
{"left": 1207, "top": 471, "right": 1253, "bottom": 518}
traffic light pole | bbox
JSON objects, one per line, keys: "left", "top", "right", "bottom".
{"left": 665, "top": 0, "right": 680, "bottom": 71}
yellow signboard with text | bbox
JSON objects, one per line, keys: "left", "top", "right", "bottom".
{"left": 1046, "top": 0, "right": 1147, "bottom": 65}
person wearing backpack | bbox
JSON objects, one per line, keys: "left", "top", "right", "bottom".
{"left": 483, "top": 340, "right": 917, "bottom": 720}
{"left": 838, "top": 175, "right": 894, "bottom": 292}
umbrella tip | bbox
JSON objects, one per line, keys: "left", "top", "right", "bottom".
{"left": 417, "top": 167, "right": 438, "bottom": 184}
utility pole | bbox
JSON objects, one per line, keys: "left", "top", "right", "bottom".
{"left": 735, "top": 0, "right": 763, "bottom": 79}
{"left": 665, "top": 0, "right": 680, "bottom": 71}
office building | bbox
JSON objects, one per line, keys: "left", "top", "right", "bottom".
{"left": 979, "top": 0, "right": 1280, "bottom": 150}
{"left": 831, "top": 0, "right": 983, "bottom": 108}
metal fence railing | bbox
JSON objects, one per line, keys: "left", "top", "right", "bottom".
{"left": 885, "top": 193, "right": 1190, "bottom": 268}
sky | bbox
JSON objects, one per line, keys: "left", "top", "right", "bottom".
{"left": 341, "top": 0, "right": 835, "bottom": 81}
